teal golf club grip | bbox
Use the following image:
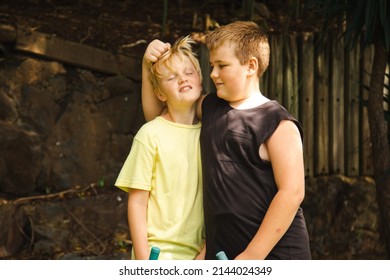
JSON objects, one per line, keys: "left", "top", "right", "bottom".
{"left": 216, "top": 251, "right": 228, "bottom": 260}
{"left": 149, "top": 246, "right": 160, "bottom": 260}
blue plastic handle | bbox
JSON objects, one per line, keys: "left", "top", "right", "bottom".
{"left": 216, "top": 251, "right": 228, "bottom": 260}
{"left": 149, "top": 246, "right": 160, "bottom": 260}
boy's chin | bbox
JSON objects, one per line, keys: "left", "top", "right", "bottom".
{"left": 216, "top": 90, "right": 226, "bottom": 99}
{"left": 179, "top": 95, "right": 200, "bottom": 105}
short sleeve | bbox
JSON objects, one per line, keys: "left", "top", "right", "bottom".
{"left": 114, "top": 134, "right": 155, "bottom": 192}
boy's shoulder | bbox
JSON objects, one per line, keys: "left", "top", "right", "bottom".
{"left": 136, "top": 116, "right": 194, "bottom": 137}
{"left": 135, "top": 117, "right": 163, "bottom": 136}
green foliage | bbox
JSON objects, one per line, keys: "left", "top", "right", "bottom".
{"left": 307, "top": 0, "right": 390, "bottom": 140}
{"left": 305, "top": 0, "right": 390, "bottom": 55}
{"left": 162, "top": 0, "right": 168, "bottom": 37}
{"left": 98, "top": 178, "right": 105, "bottom": 188}
{"left": 242, "top": 0, "right": 255, "bottom": 20}
{"left": 45, "top": 186, "right": 52, "bottom": 194}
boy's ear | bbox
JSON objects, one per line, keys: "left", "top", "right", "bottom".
{"left": 155, "top": 89, "right": 167, "bottom": 102}
{"left": 247, "top": 57, "right": 258, "bottom": 76}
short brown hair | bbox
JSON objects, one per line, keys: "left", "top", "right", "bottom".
{"left": 149, "top": 36, "right": 202, "bottom": 93}
{"left": 206, "top": 21, "right": 270, "bottom": 77}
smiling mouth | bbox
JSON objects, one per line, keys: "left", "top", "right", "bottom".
{"left": 179, "top": 85, "right": 192, "bottom": 93}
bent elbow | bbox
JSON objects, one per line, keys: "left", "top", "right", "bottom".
{"left": 288, "top": 187, "right": 305, "bottom": 208}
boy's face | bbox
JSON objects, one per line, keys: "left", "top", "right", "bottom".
{"left": 157, "top": 56, "right": 202, "bottom": 107}
{"left": 209, "top": 42, "right": 250, "bottom": 104}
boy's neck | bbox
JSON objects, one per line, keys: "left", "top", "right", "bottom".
{"left": 229, "top": 90, "right": 269, "bottom": 110}
{"left": 161, "top": 106, "right": 199, "bottom": 125}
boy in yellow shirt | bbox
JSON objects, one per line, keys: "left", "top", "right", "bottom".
{"left": 115, "top": 36, "right": 205, "bottom": 260}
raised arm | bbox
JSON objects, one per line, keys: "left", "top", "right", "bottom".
{"left": 142, "top": 39, "right": 170, "bottom": 121}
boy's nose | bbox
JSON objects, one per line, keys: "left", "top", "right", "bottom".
{"left": 178, "top": 76, "right": 187, "bottom": 84}
{"left": 210, "top": 68, "right": 217, "bottom": 79}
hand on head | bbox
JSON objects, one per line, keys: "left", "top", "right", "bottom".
{"left": 144, "top": 39, "right": 171, "bottom": 63}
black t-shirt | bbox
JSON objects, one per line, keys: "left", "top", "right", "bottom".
{"left": 200, "top": 93, "right": 311, "bottom": 260}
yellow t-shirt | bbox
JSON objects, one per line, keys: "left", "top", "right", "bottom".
{"left": 115, "top": 117, "right": 204, "bottom": 260}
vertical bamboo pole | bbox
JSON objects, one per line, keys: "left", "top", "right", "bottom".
{"left": 345, "top": 39, "right": 360, "bottom": 176}
{"left": 162, "top": 0, "right": 168, "bottom": 37}
{"left": 360, "top": 44, "right": 374, "bottom": 175}
{"left": 298, "top": 32, "right": 315, "bottom": 177}
{"left": 283, "top": 33, "right": 299, "bottom": 119}
{"left": 314, "top": 34, "right": 330, "bottom": 175}
{"left": 268, "top": 34, "right": 283, "bottom": 103}
{"left": 329, "top": 31, "right": 345, "bottom": 174}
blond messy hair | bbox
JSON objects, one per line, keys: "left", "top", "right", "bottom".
{"left": 149, "top": 36, "right": 202, "bottom": 94}
{"left": 206, "top": 21, "right": 270, "bottom": 77}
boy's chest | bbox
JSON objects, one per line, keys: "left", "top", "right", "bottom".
{"left": 201, "top": 109, "right": 263, "bottom": 164}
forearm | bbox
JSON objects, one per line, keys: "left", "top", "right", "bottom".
{"left": 141, "top": 57, "right": 165, "bottom": 121}
{"left": 236, "top": 190, "right": 302, "bottom": 260}
{"left": 195, "top": 243, "right": 206, "bottom": 260}
{"left": 128, "top": 190, "right": 149, "bottom": 260}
